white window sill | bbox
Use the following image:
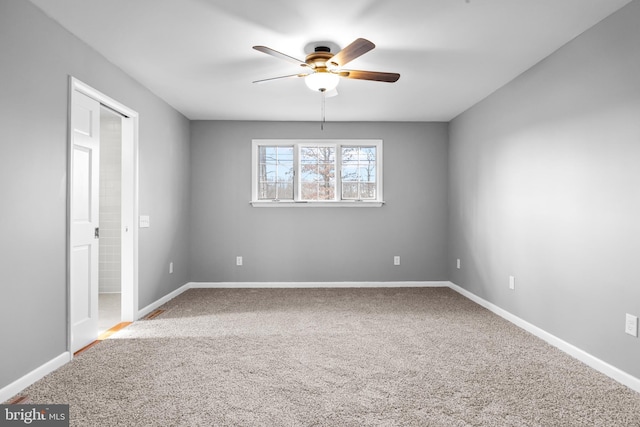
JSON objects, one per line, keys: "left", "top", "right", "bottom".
{"left": 250, "top": 200, "right": 385, "bottom": 208}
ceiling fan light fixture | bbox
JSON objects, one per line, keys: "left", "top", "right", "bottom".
{"left": 305, "top": 71, "right": 340, "bottom": 92}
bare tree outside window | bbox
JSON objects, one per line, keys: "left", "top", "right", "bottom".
{"left": 300, "top": 145, "right": 336, "bottom": 200}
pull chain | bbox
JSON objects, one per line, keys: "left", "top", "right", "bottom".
{"left": 320, "top": 88, "right": 326, "bottom": 130}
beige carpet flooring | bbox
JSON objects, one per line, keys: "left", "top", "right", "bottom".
{"left": 8, "top": 287, "right": 640, "bottom": 426}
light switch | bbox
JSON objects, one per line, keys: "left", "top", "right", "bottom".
{"left": 626, "top": 314, "right": 638, "bottom": 337}
{"left": 139, "top": 215, "right": 150, "bottom": 228}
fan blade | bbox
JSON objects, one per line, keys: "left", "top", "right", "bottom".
{"left": 339, "top": 70, "right": 400, "bottom": 83}
{"left": 253, "top": 46, "right": 309, "bottom": 67}
{"left": 328, "top": 38, "right": 375, "bottom": 68}
{"left": 253, "top": 73, "right": 307, "bottom": 84}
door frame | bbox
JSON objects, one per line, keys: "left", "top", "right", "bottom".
{"left": 67, "top": 77, "right": 140, "bottom": 353}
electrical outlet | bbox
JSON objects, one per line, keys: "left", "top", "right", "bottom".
{"left": 626, "top": 314, "right": 638, "bottom": 337}
{"left": 169, "top": 262, "right": 173, "bottom": 274}
{"left": 509, "top": 276, "right": 515, "bottom": 290}
{"left": 456, "top": 259, "right": 461, "bottom": 269}
{"left": 393, "top": 256, "right": 400, "bottom": 266}
{"left": 236, "top": 256, "right": 243, "bottom": 266}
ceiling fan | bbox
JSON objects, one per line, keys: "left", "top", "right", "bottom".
{"left": 252, "top": 38, "right": 400, "bottom": 94}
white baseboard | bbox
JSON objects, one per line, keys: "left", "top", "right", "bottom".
{"left": 190, "top": 281, "right": 450, "bottom": 288}
{"left": 447, "top": 281, "right": 640, "bottom": 394}
{"left": 137, "top": 282, "right": 191, "bottom": 319}
{"left": 0, "top": 352, "right": 71, "bottom": 403}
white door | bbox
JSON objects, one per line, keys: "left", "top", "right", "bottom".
{"left": 70, "top": 90, "right": 100, "bottom": 353}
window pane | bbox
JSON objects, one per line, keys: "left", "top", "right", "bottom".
{"left": 278, "top": 182, "right": 293, "bottom": 200}
{"left": 301, "top": 182, "right": 318, "bottom": 200}
{"left": 340, "top": 146, "right": 377, "bottom": 200}
{"left": 342, "top": 182, "right": 358, "bottom": 199}
{"left": 259, "top": 146, "right": 275, "bottom": 162}
{"left": 358, "top": 166, "right": 376, "bottom": 181}
{"left": 259, "top": 163, "right": 277, "bottom": 182}
{"left": 359, "top": 183, "right": 376, "bottom": 199}
{"left": 301, "top": 146, "right": 336, "bottom": 161}
{"left": 360, "top": 146, "right": 376, "bottom": 159}
{"left": 277, "top": 146, "right": 294, "bottom": 162}
{"left": 259, "top": 183, "right": 276, "bottom": 200}
{"left": 301, "top": 169, "right": 320, "bottom": 182}
{"left": 341, "top": 165, "right": 358, "bottom": 182}
{"left": 300, "top": 147, "right": 318, "bottom": 163}
{"left": 318, "top": 163, "right": 335, "bottom": 180}
{"left": 277, "top": 164, "right": 293, "bottom": 181}
{"left": 341, "top": 147, "right": 358, "bottom": 161}
{"left": 319, "top": 181, "right": 335, "bottom": 200}
{"left": 318, "top": 147, "right": 335, "bottom": 162}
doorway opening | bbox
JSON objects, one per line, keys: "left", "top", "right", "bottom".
{"left": 98, "top": 106, "right": 123, "bottom": 334}
{"left": 69, "top": 77, "right": 139, "bottom": 353}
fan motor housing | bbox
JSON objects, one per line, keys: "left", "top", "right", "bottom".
{"left": 305, "top": 46, "right": 334, "bottom": 69}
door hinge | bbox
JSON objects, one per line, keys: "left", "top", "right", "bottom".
{"left": 94, "top": 227, "right": 100, "bottom": 239}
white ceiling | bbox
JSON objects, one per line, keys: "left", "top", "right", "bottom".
{"left": 30, "top": 0, "right": 631, "bottom": 122}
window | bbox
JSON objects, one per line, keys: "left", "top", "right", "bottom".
{"left": 341, "top": 146, "right": 378, "bottom": 200}
{"left": 252, "top": 139, "right": 383, "bottom": 207}
{"left": 257, "top": 145, "right": 294, "bottom": 200}
{"left": 300, "top": 143, "right": 336, "bottom": 201}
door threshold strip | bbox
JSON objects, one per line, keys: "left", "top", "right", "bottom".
{"left": 8, "top": 395, "right": 29, "bottom": 404}
{"left": 143, "top": 309, "right": 165, "bottom": 320}
{"left": 97, "top": 322, "right": 132, "bottom": 340}
{"left": 74, "top": 322, "right": 132, "bottom": 357}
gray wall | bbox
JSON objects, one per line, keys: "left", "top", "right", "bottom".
{"left": 189, "top": 121, "right": 449, "bottom": 283}
{"left": 449, "top": 1, "right": 640, "bottom": 378}
{"left": 0, "top": 1, "right": 191, "bottom": 389}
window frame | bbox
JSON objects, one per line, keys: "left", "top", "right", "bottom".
{"left": 251, "top": 139, "right": 384, "bottom": 207}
